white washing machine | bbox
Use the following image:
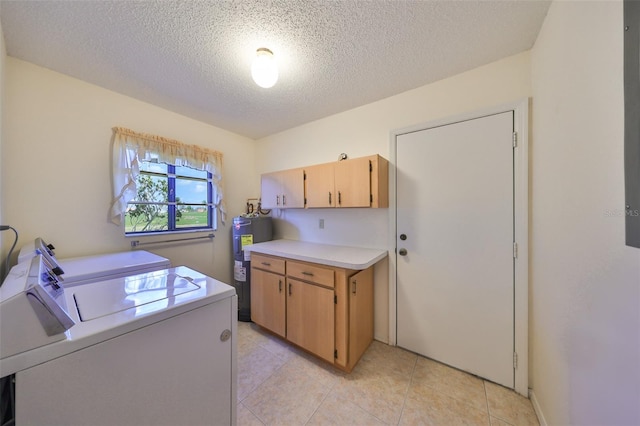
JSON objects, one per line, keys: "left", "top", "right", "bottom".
{"left": 0, "top": 255, "right": 237, "bottom": 425}
{"left": 18, "top": 238, "right": 171, "bottom": 285}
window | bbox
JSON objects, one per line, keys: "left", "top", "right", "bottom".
{"left": 109, "top": 127, "right": 226, "bottom": 231}
{"left": 125, "top": 160, "right": 215, "bottom": 234}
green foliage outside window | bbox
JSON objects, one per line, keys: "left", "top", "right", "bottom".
{"left": 125, "top": 162, "right": 212, "bottom": 234}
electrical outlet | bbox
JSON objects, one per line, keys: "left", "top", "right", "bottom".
{"left": 319, "top": 219, "right": 325, "bottom": 229}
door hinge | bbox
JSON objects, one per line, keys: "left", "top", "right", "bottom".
{"left": 334, "top": 349, "right": 338, "bottom": 359}
{"left": 369, "top": 160, "right": 373, "bottom": 172}
{"left": 512, "top": 132, "right": 518, "bottom": 148}
{"left": 513, "top": 242, "right": 518, "bottom": 259}
{"left": 304, "top": 172, "right": 307, "bottom": 180}
{"left": 334, "top": 294, "right": 337, "bottom": 304}
{"left": 513, "top": 352, "right": 518, "bottom": 369}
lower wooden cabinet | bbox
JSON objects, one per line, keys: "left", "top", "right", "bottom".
{"left": 286, "top": 277, "right": 335, "bottom": 363}
{"left": 251, "top": 268, "right": 286, "bottom": 338}
{"left": 250, "top": 253, "right": 374, "bottom": 372}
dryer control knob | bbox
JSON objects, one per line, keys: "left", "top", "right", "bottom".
{"left": 220, "top": 329, "right": 232, "bottom": 342}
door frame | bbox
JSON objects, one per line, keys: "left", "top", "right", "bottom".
{"left": 388, "top": 99, "right": 529, "bottom": 396}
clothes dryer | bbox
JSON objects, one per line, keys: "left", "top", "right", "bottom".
{"left": 0, "top": 255, "right": 237, "bottom": 425}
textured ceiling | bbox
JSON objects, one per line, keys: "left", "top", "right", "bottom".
{"left": 0, "top": 0, "right": 550, "bottom": 139}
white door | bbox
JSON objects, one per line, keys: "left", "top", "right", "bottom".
{"left": 396, "top": 111, "right": 515, "bottom": 388}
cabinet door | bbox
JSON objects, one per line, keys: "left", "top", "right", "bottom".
{"left": 280, "top": 168, "right": 305, "bottom": 208}
{"left": 305, "top": 163, "right": 335, "bottom": 208}
{"left": 251, "top": 268, "right": 286, "bottom": 337}
{"left": 261, "top": 169, "right": 305, "bottom": 209}
{"left": 335, "top": 156, "right": 372, "bottom": 207}
{"left": 349, "top": 267, "right": 374, "bottom": 366}
{"left": 286, "top": 278, "right": 335, "bottom": 362}
{"left": 369, "top": 155, "right": 389, "bottom": 208}
{"left": 261, "top": 171, "right": 282, "bottom": 209}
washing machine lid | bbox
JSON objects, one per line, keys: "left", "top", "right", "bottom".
{"left": 72, "top": 270, "right": 199, "bottom": 321}
{"left": 59, "top": 251, "right": 171, "bottom": 285}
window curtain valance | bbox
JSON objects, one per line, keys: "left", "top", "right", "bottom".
{"left": 109, "top": 126, "right": 226, "bottom": 226}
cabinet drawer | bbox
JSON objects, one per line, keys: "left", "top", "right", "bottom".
{"left": 287, "top": 260, "right": 335, "bottom": 288}
{"left": 251, "top": 253, "right": 285, "bottom": 275}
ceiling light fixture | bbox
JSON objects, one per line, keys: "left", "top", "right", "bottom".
{"left": 251, "top": 48, "right": 278, "bottom": 88}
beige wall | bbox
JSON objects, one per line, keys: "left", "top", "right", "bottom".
{"left": 530, "top": 1, "right": 640, "bottom": 424}
{"left": 256, "top": 52, "right": 532, "bottom": 343}
{"left": 2, "top": 58, "right": 258, "bottom": 284}
{"left": 4, "top": 3, "right": 638, "bottom": 422}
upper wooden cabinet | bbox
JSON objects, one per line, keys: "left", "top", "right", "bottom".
{"left": 304, "top": 162, "right": 336, "bottom": 208}
{"left": 261, "top": 168, "right": 305, "bottom": 209}
{"left": 262, "top": 154, "right": 388, "bottom": 209}
{"left": 334, "top": 155, "right": 388, "bottom": 208}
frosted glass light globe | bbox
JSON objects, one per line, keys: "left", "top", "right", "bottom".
{"left": 251, "top": 48, "right": 278, "bottom": 88}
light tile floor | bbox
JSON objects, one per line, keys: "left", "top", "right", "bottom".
{"left": 237, "top": 321, "right": 539, "bottom": 426}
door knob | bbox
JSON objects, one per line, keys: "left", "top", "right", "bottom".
{"left": 398, "top": 248, "right": 408, "bottom": 256}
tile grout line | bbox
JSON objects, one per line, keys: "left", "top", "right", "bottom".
{"left": 395, "top": 355, "right": 419, "bottom": 425}
{"left": 257, "top": 333, "right": 344, "bottom": 426}
{"left": 302, "top": 374, "right": 338, "bottom": 425}
{"left": 239, "top": 401, "right": 268, "bottom": 426}
{"left": 237, "top": 342, "right": 289, "bottom": 404}
{"left": 241, "top": 342, "right": 327, "bottom": 426}
{"left": 483, "top": 380, "right": 491, "bottom": 419}
{"left": 483, "top": 381, "right": 518, "bottom": 426}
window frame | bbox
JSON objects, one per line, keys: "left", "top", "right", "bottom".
{"left": 124, "top": 162, "right": 216, "bottom": 235}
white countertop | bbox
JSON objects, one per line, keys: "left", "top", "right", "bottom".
{"left": 244, "top": 239, "right": 388, "bottom": 269}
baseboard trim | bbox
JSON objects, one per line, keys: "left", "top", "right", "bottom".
{"left": 374, "top": 335, "right": 389, "bottom": 345}
{"left": 529, "top": 389, "right": 548, "bottom": 426}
